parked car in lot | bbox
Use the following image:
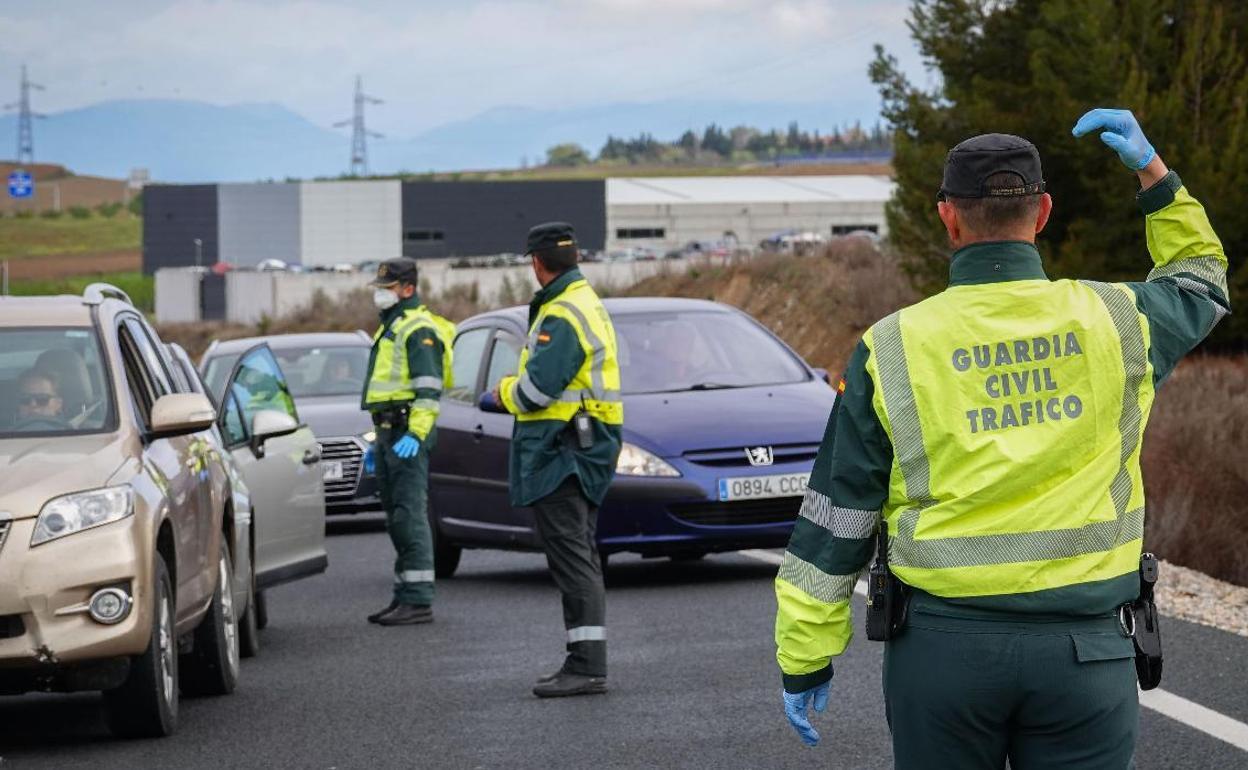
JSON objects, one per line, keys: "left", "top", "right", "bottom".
{"left": 166, "top": 343, "right": 328, "bottom": 625}
{"left": 200, "top": 333, "right": 379, "bottom": 517}
{"left": 0, "top": 285, "right": 258, "bottom": 737}
{"left": 429, "top": 297, "right": 836, "bottom": 576}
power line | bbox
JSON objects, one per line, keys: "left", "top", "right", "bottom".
{"left": 3, "top": 64, "right": 46, "bottom": 165}
{"left": 334, "top": 75, "right": 383, "bottom": 177}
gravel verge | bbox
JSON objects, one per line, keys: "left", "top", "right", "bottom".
{"left": 1155, "top": 559, "right": 1248, "bottom": 638}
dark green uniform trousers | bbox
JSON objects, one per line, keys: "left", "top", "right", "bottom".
{"left": 374, "top": 425, "right": 436, "bottom": 606}
{"left": 884, "top": 594, "right": 1139, "bottom": 770}
{"left": 533, "top": 476, "right": 607, "bottom": 677}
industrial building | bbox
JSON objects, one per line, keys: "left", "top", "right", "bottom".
{"left": 142, "top": 175, "right": 892, "bottom": 272}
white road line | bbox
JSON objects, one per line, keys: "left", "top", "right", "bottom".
{"left": 739, "top": 548, "right": 1248, "bottom": 753}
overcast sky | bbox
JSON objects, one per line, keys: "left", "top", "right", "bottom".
{"left": 0, "top": 0, "right": 927, "bottom": 137}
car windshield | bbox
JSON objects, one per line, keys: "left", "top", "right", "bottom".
{"left": 203, "top": 344, "right": 369, "bottom": 401}
{"left": 616, "top": 310, "right": 809, "bottom": 394}
{"left": 0, "top": 327, "right": 115, "bottom": 437}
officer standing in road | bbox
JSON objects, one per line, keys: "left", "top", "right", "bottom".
{"left": 480, "top": 222, "right": 624, "bottom": 698}
{"left": 773, "top": 109, "right": 1229, "bottom": 768}
{"left": 362, "top": 257, "right": 455, "bottom": 626}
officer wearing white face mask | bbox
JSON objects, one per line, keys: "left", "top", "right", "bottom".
{"left": 361, "top": 258, "right": 456, "bottom": 626}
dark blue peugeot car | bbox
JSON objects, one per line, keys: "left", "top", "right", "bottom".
{"left": 429, "top": 297, "right": 836, "bottom": 576}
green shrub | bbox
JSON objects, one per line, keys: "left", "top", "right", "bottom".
{"left": 67, "top": 206, "right": 91, "bottom": 220}
{"left": 96, "top": 202, "right": 123, "bottom": 218}
{"left": 39, "top": 209, "right": 62, "bottom": 219}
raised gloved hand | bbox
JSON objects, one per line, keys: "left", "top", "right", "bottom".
{"left": 362, "top": 444, "right": 376, "bottom": 474}
{"left": 1072, "top": 108, "right": 1156, "bottom": 170}
{"left": 782, "top": 680, "right": 830, "bottom": 747}
{"left": 392, "top": 433, "right": 421, "bottom": 459}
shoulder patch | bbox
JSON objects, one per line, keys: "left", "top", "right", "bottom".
{"left": 421, "top": 337, "right": 435, "bottom": 346}
{"left": 837, "top": 378, "right": 846, "bottom": 393}
{"left": 537, "top": 332, "right": 552, "bottom": 344}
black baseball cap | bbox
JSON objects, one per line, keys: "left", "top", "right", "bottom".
{"left": 525, "top": 222, "right": 577, "bottom": 255}
{"left": 370, "top": 257, "right": 419, "bottom": 286}
{"left": 939, "top": 133, "right": 1045, "bottom": 200}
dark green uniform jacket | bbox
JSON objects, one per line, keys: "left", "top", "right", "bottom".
{"left": 508, "top": 268, "right": 622, "bottom": 507}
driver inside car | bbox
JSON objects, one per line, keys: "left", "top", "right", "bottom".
{"left": 15, "top": 368, "right": 65, "bottom": 427}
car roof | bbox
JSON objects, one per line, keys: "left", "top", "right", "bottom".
{"left": 0, "top": 295, "right": 96, "bottom": 326}
{"left": 466, "top": 296, "right": 732, "bottom": 329}
{"left": 205, "top": 331, "right": 370, "bottom": 357}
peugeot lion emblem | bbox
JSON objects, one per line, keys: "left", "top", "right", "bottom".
{"left": 745, "top": 446, "right": 774, "bottom": 467}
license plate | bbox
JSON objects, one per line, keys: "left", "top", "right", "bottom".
{"left": 718, "top": 472, "right": 810, "bottom": 502}
{"left": 322, "top": 460, "right": 344, "bottom": 482}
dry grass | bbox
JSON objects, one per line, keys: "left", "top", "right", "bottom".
{"left": 623, "top": 239, "right": 918, "bottom": 373}
{"left": 1142, "top": 357, "right": 1248, "bottom": 587}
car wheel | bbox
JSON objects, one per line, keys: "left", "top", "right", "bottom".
{"left": 180, "top": 545, "right": 240, "bottom": 697}
{"left": 254, "top": 590, "right": 269, "bottom": 630}
{"left": 104, "top": 553, "right": 178, "bottom": 738}
{"left": 432, "top": 520, "right": 461, "bottom": 579}
{"left": 238, "top": 537, "right": 260, "bottom": 659}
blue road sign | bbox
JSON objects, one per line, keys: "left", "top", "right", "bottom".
{"left": 8, "top": 170, "right": 34, "bottom": 199}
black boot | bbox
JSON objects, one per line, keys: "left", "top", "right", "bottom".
{"left": 367, "top": 601, "right": 399, "bottom": 624}
{"left": 376, "top": 604, "right": 433, "bottom": 626}
{"left": 532, "top": 672, "right": 607, "bottom": 698}
{"left": 535, "top": 668, "right": 564, "bottom": 686}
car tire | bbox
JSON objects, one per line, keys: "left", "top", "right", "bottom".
{"left": 432, "top": 520, "right": 461, "bottom": 579}
{"left": 180, "top": 545, "right": 240, "bottom": 697}
{"left": 254, "top": 590, "right": 269, "bottom": 630}
{"left": 104, "top": 553, "right": 178, "bottom": 738}
{"left": 238, "top": 540, "right": 260, "bottom": 659}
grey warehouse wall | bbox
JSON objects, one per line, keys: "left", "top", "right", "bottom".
{"left": 218, "top": 183, "right": 301, "bottom": 267}
{"left": 143, "top": 184, "right": 220, "bottom": 274}
{"left": 400, "top": 180, "right": 606, "bottom": 258}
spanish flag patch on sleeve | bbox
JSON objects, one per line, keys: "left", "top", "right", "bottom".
{"left": 837, "top": 378, "right": 846, "bottom": 393}
{"left": 421, "top": 338, "right": 435, "bottom": 346}
{"left": 537, "top": 332, "right": 552, "bottom": 344}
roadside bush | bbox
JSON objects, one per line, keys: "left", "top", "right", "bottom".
{"left": 1142, "top": 356, "right": 1248, "bottom": 586}
{"left": 39, "top": 209, "right": 62, "bottom": 219}
{"left": 67, "top": 206, "right": 91, "bottom": 220}
{"left": 96, "top": 202, "right": 123, "bottom": 218}
{"left": 14, "top": 210, "right": 33, "bottom": 219}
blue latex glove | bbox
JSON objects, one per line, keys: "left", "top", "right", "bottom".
{"left": 478, "top": 390, "right": 503, "bottom": 413}
{"left": 782, "top": 681, "right": 830, "bottom": 747}
{"left": 1072, "top": 108, "right": 1156, "bottom": 170}
{"left": 392, "top": 433, "right": 421, "bottom": 459}
{"left": 362, "top": 444, "right": 375, "bottom": 474}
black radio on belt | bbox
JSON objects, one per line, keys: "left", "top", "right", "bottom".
{"left": 865, "top": 521, "right": 909, "bottom": 642}
{"left": 1125, "top": 552, "right": 1163, "bottom": 690}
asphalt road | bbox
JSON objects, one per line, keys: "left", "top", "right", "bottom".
{"left": 2, "top": 518, "right": 1246, "bottom": 769}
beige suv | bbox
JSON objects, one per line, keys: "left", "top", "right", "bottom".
{"left": 0, "top": 284, "right": 263, "bottom": 737}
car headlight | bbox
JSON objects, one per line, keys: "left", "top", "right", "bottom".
{"left": 31, "top": 486, "right": 135, "bottom": 546}
{"left": 616, "top": 442, "right": 681, "bottom": 477}
{"left": 361, "top": 430, "right": 376, "bottom": 444}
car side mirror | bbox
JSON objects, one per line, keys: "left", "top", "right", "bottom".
{"left": 813, "top": 368, "right": 832, "bottom": 386}
{"left": 150, "top": 393, "right": 217, "bottom": 439}
{"left": 249, "top": 409, "right": 299, "bottom": 458}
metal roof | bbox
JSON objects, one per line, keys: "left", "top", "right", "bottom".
{"left": 606, "top": 175, "right": 894, "bottom": 206}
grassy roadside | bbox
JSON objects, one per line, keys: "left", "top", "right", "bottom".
{"left": 0, "top": 215, "right": 141, "bottom": 261}
{"left": 5, "top": 271, "right": 154, "bottom": 311}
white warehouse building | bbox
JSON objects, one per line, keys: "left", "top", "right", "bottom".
{"left": 604, "top": 175, "right": 894, "bottom": 252}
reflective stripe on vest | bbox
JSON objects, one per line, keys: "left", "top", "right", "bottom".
{"left": 865, "top": 278, "right": 1152, "bottom": 596}
{"left": 366, "top": 306, "right": 455, "bottom": 404}
{"left": 514, "top": 280, "right": 623, "bottom": 424}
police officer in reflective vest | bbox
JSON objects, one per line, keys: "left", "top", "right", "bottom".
{"left": 774, "top": 110, "right": 1229, "bottom": 768}
{"left": 481, "top": 222, "right": 623, "bottom": 697}
{"left": 362, "top": 257, "right": 455, "bottom": 626}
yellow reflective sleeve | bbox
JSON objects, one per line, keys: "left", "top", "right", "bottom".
{"left": 406, "top": 400, "right": 440, "bottom": 440}
{"left": 498, "top": 375, "right": 520, "bottom": 415}
{"left": 775, "top": 578, "right": 852, "bottom": 678}
{"left": 1145, "top": 184, "right": 1228, "bottom": 276}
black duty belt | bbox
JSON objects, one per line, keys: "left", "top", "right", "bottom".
{"left": 371, "top": 404, "right": 411, "bottom": 428}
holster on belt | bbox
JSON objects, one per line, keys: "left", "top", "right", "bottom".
{"left": 865, "top": 520, "right": 909, "bottom": 642}
{"left": 371, "top": 405, "right": 410, "bottom": 429}
{"left": 1124, "top": 552, "right": 1163, "bottom": 690}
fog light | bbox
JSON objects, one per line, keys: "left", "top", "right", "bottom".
{"left": 88, "top": 587, "right": 132, "bottom": 625}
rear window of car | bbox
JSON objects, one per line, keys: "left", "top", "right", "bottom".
{"left": 271, "top": 345, "right": 370, "bottom": 398}
{"left": 0, "top": 327, "right": 116, "bottom": 437}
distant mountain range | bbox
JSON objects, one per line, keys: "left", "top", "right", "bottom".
{"left": 0, "top": 97, "right": 881, "bottom": 183}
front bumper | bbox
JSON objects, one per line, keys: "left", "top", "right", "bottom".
{"left": 0, "top": 516, "right": 152, "bottom": 678}
{"left": 596, "top": 460, "right": 807, "bottom": 556}
{"left": 321, "top": 436, "right": 383, "bottom": 516}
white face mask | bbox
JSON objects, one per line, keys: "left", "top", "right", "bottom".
{"left": 373, "top": 288, "right": 399, "bottom": 310}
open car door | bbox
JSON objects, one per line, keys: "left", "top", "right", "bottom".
{"left": 218, "top": 343, "right": 327, "bottom": 590}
